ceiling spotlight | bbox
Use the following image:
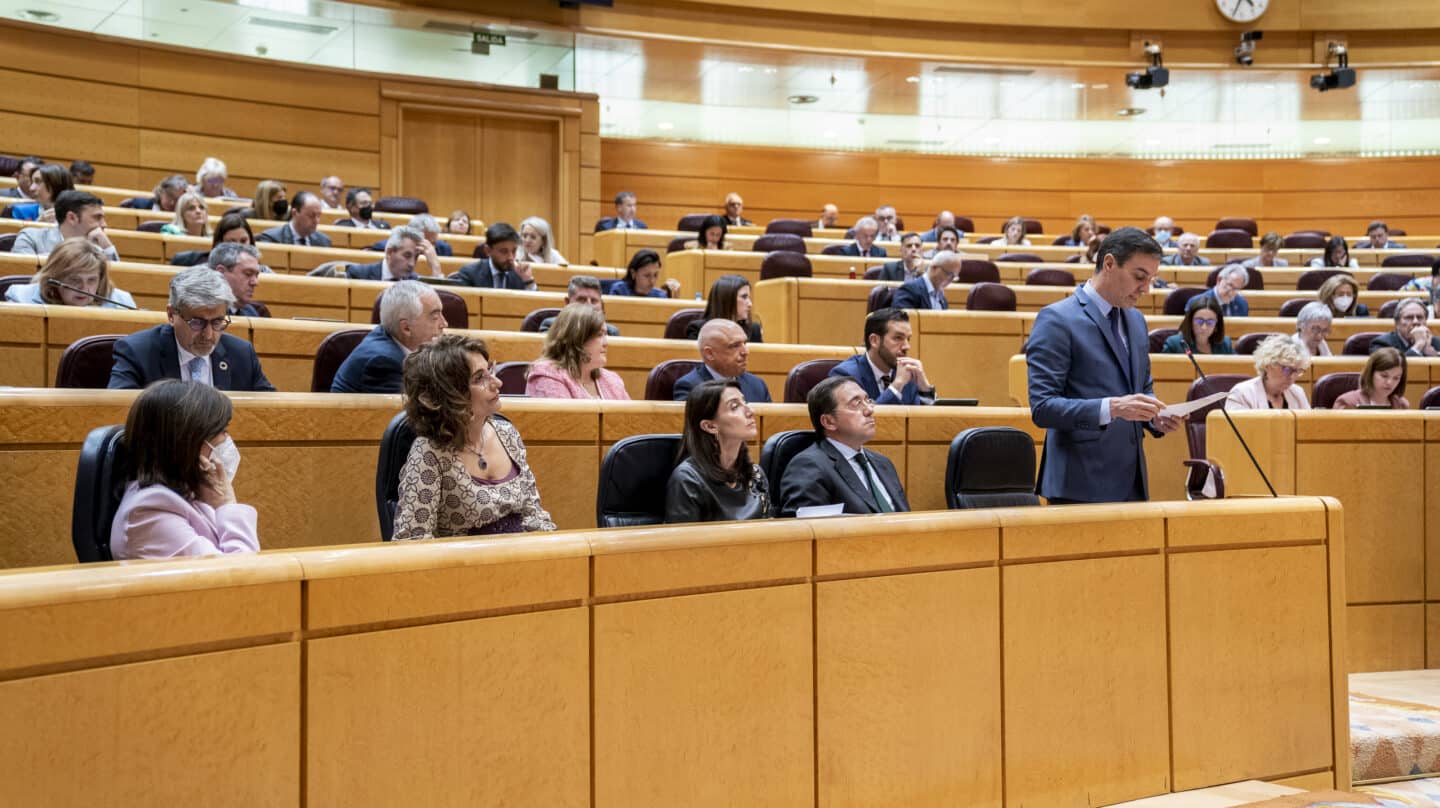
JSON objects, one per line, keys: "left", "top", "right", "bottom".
{"left": 19, "top": 8, "right": 59, "bottom": 21}
{"left": 1125, "top": 42, "right": 1169, "bottom": 91}
{"left": 1234, "top": 30, "right": 1263, "bottom": 67}
{"left": 905, "top": 75, "right": 919, "bottom": 84}
{"left": 1310, "top": 42, "right": 1354, "bottom": 92}
{"left": 787, "top": 94, "right": 818, "bottom": 104}
{"left": 1116, "top": 107, "right": 1146, "bottom": 117}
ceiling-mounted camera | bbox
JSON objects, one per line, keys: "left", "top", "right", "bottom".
{"left": 1234, "top": 30, "right": 1263, "bottom": 66}
{"left": 1125, "top": 42, "right": 1169, "bottom": 90}
{"left": 1310, "top": 42, "right": 1354, "bottom": 92}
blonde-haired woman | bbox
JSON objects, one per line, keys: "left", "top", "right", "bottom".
{"left": 251, "top": 180, "right": 288, "bottom": 221}
{"left": 524, "top": 303, "right": 629, "bottom": 400}
{"left": 160, "top": 191, "right": 211, "bottom": 238}
{"left": 1317, "top": 273, "right": 1369, "bottom": 318}
{"left": 4, "top": 238, "right": 136, "bottom": 308}
{"left": 519, "top": 216, "right": 567, "bottom": 265}
{"left": 1225, "top": 335, "right": 1312, "bottom": 410}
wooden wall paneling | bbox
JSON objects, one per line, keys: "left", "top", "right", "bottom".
{"left": 1347, "top": 603, "right": 1426, "bottom": 673}
{"left": 0, "top": 24, "right": 141, "bottom": 84}
{"left": 0, "top": 110, "right": 140, "bottom": 169}
{"left": 136, "top": 47, "right": 380, "bottom": 116}
{"left": 0, "top": 68, "right": 140, "bottom": 127}
{"left": 400, "top": 107, "right": 479, "bottom": 223}
{"left": 136, "top": 89, "right": 381, "bottom": 154}
{"left": 137, "top": 130, "right": 380, "bottom": 189}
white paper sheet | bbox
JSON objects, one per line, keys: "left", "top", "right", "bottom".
{"left": 1158, "top": 390, "right": 1229, "bottom": 419}
{"left": 796, "top": 504, "right": 845, "bottom": 518}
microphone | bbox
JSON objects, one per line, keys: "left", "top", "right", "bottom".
{"left": 46, "top": 278, "right": 137, "bottom": 310}
{"left": 1182, "top": 344, "right": 1277, "bottom": 497}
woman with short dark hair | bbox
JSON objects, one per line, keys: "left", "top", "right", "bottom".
{"left": 110, "top": 380, "right": 258, "bottom": 559}
{"left": 213, "top": 212, "right": 254, "bottom": 246}
{"left": 29, "top": 163, "right": 74, "bottom": 223}
{"left": 664, "top": 380, "right": 769, "bottom": 524}
{"left": 1162, "top": 297, "right": 1232, "bottom": 355}
{"left": 393, "top": 334, "right": 555, "bottom": 539}
{"left": 686, "top": 214, "right": 728, "bottom": 251}
{"left": 609, "top": 249, "right": 680, "bottom": 298}
{"left": 1334, "top": 347, "right": 1409, "bottom": 409}
{"left": 685, "top": 274, "right": 763, "bottom": 342}
{"left": 1309, "top": 235, "right": 1359, "bottom": 269}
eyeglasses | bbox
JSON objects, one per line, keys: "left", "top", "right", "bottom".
{"left": 1277, "top": 366, "right": 1305, "bottom": 378}
{"left": 470, "top": 369, "right": 495, "bottom": 386}
{"left": 1193, "top": 318, "right": 1217, "bottom": 327}
{"left": 181, "top": 315, "right": 231, "bottom": 333}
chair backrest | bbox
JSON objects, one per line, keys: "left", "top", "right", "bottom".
{"left": 1277, "top": 298, "right": 1310, "bottom": 317}
{"left": 975, "top": 236, "right": 1001, "bottom": 245}
{"left": 867, "top": 285, "right": 894, "bottom": 312}
{"left": 596, "top": 434, "right": 683, "bottom": 527}
{"left": 1312, "top": 372, "right": 1361, "bottom": 409}
{"left": 759, "top": 430, "right": 814, "bottom": 516}
{"left": 1206, "top": 265, "right": 1264, "bottom": 289}
{"left": 966, "top": 282, "right": 1016, "bottom": 312}
{"left": 493, "top": 361, "right": 529, "bottom": 395}
{"left": 472, "top": 242, "right": 490, "bottom": 260}
{"left": 1024, "top": 267, "right": 1074, "bottom": 286}
{"left": 370, "top": 287, "right": 468, "bottom": 329}
{"left": 1022, "top": 218, "right": 1043, "bottom": 234}
{"left": 862, "top": 266, "right": 883, "bottom": 280}
{"left": 1234, "top": 331, "right": 1282, "bottom": 355}
{"left": 1049, "top": 234, "right": 1071, "bottom": 246}
{"left": 375, "top": 196, "right": 428, "bottom": 214}
{"left": 1162, "top": 287, "right": 1206, "bottom": 316}
{"left": 1147, "top": 327, "right": 1178, "bottom": 353}
{"left": 72, "top": 424, "right": 127, "bottom": 562}
{"left": 759, "top": 251, "right": 812, "bottom": 280}
{"left": 311, "top": 328, "right": 369, "bottom": 392}
{"left": 375, "top": 412, "right": 417, "bottom": 541}
{"left": 0, "top": 233, "right": 16, "bottom": 253}
{"left": 1215, "top": 217, "right": 1258, "bottom": 236}
{"left": 676, "top": 214, "right": 709, "bottom": 231}
{"left": 1184, "top": 374, "right": 1249, "bottom": 459}
{"left": 56, "top": 335, "right": 121, "bottom": 388}
{"left": 520, "top": 307, "right": 561, "bottom": 332}
{"left": 1296, "top": 269, "right": 1342, "bottom": 291}
{"left": 999, "top": 252, "right": 1043, "bottom": 263}
{"left": 752, "top": 233, "right": 806, "bottom": 254}
{"left": 663, "top": 308, "right": 705, "bottom": 340}
{"left": 644, "top": 359, "right": 700, "bottom": 401}
{"left": 1063, "top": 254, "right": 1081, "bottom": 264}
{"left": 820, "top": 243, "right": 848, "bottom": 256}
{"left": 0, "top": 273, "right": 31, "bottom": 299}
{"left": 958, "top": 259, "right": 999, "bottom": 284}
{"left": 1342, "top": 332, "right": 1382, "bottom": 356}
{"left": 1291, "top": 229, "right": 1330, "bottom": 239}
{"left": 1381, "top": 253, "right": 1436, "bottom": 268}
{"left": 952, "top": 216, "right": 976, "bottom": 233}
{"left": 1367, "top": 272, "right": 1414, "bottom": 291}
{"left": 1389, "top": 228, "right": 1408, "bottom": 236}
{"left": 666, "top": 236, "right": 690, "bottom": 254}
{"left": 1421, "top": 385, "right": 1440, "bottom": 410}
{"left": 1378, "top": 299, "right": 1400, "bottom": 320}
{"left": 944, "top": 427, "right": 1040, "bottom": 509}
{"left": 1282, "top": 233, "right": 1326, "bottom": 249}
{"left": 764, "top": 219, "right": 813, "bottom": 238}
{"left": 1204, "top": 229, "right": 1254, "bottom": 249}
{"left": 784, "top": 359, "right": 839, "bottom": 404}
{"left": 137, "top": 220, "right": 166, "bottom": 233}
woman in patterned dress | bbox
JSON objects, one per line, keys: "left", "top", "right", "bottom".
{"left": 391, "top": 334, "right": 555, "bottom": 539}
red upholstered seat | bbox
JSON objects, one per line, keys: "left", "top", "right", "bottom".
{"left": 1296, "top": 269, "right": 1344, "bottom": 290}
{"left": 752, "top": 234, "right": 806, "bottom": 254}
{"left": 493, "top": 361, "right": 530, "bottom": 395}
{"left": 1024, "top": 267, "right": 1074, "bottom": 286}
{"left": 1278, "top": 298, "right": 1309, "bottom": 317}
{"left": 1367, "top": 272, "right": 1414, "bottom": 291}
{"left": 310, "top": 329, "right": 369, "bottom": 392}
{"left": 56, "top": 335, "right": 120, "bottom": 389}
{"left": 644, "top": 359, "right": 700, "bottom": 401}
{"left": 760, "top": 251, "right": 812, "bottom": 280}
{"left": 1342, "top": 332, "right": 1383, "bottom": 356}
{"left": 1381, "top": 254, "right": 1436, "bottom": 268}
{"left": 966, "top": 282, "right": 1016, "bottom": 312}
{"left": 784, "top": 359, "right": 840, "bottom": 403}
{"left": 1163, "top": 287, "right": 1206, "bottom": 316}
{"left": 867, "top": 285, "right": 894, "bottom": 312}
{"left": 958, "top": 259, "right": 999, "bottom": 284}
{"left": 1282, "top": 233, "right": 1327, "bottom": 249}
{"left": 1312, "top": 372, "right": 1361, "bottom": 409}
{"left": 1215, "top": 217, "right": 1258, "bottom": 236}
{"left": 1234, "top": 332, "right": 1283, "bottom": 355}
{"left": 375, "top": 196, "right": 428, "bottom": 214}
{"left": 520, "top": 307, "right": 561, "bottom": 332}
{"left": 764, "top": 219, "right": 813, "bottom": 238}
{"left": 1147, "top": 327, "right": 1178, "bottom": 353}
{"left": 1205, "top": 229, "right": 1254, "bottom": 249}
{"left": 663, "top": 308, "right": 705, "bottom": 340}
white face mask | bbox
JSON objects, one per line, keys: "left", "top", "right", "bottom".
{"left": 205, "top": 436, "right": 241, "bottom": 483}
{"left": 1154, "top": 229, "right": 1171, "bottom": 241}
{"left": 1333, "top": 295, "right": 1354, "bottom": 311}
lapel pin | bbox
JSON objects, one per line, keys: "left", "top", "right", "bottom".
{"left": 218, "top": 361, "right": 229, "bottom": 371}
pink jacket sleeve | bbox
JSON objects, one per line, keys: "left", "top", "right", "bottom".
{"left": 524, "top": 360, "right": 582, "bottom": 399}
{"left": 117, "top": 486, "right": 259, "bottom": 559}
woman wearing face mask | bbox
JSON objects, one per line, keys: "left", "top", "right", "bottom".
{"left": 664, "top": 380, "right": 769, "bottom": 524}
{"left": 1334, "top": 347, "right": 1409, "bottom": 409}
{"left": 1317, "top": 273, "right": 1369, "bottom": 318}
{"left": 110, "top": 380, "right": 258, "bottom": 559}
{"left": 250, "top": 180, "right": 289, "bottom": 221}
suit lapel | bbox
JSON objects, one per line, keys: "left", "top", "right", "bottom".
{"left": 822, "top": 441, "right": 877, "bottom": 512}
{"left": 211, "top": 339, "right": 231, "bottom": 390}
{"left": 1078, "top": 287, "right": 1131, "bottom": 386}
{"left": 158, "top": 325, "right": 180, "bottom": 380}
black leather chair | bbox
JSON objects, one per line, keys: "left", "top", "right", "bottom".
{"left": 1378, "top": 300, "right": 1400, "bottom": 320}
{"left": 596, "top": 434, "right": 682, "bottom": 527}
{"left": 0, "top": 233, "right": 16, "bottom": 253}
{"left": 72, "top": 424, "right": 127, "bottom": 562}
{"left": 1296, "top": 269, "right": 1343, "bottom": 291}
{"left": 1278, "top": 298, "right": 1309, "bottom": 317}
{"left": 0, "top": 273, "right": 31, "bottom": 299}
{"left": 1342, "top": 332, "right": 1382, "bottom": 356}
{"left": 1162, "top": 287, "right": 1206, "bottom": 316}
{"left": 311, "top": 328, "right": 369, "bottom": 392}
{"left": 1182, "top": 374, "right": 1247, "bottom": 500}
{"left": 664, "top": 309, "right": 705, "bottom": 340}
{"left": 1312, "top": 372, "right": 1360, "bottom": 409}
{"left": 1367, "top": 272, "right": 1414, "bottom": 291}
{"left": 676, "top": 214, "right": 709, "bottom": 231}
{"left": 760, "top": 251, "right": 812, "bottom": 280}
{"left": 966, "top": 282, "right": 1016, "bottom": 312}
{"left": 375, "top": 196, "right": 428, "bottom": 214}
{"left": 820, "top": 244, "right": 849, "bottom": 256}
{"left": 56, "top": 335, "right": 120, "bottom": 388}
{"left": 371, "top": 287, "right": 468, "bottom": 329}
{"left": 493, "top": 361, "right": 529, "bottom": 395}
{"left": 1282, "top": 233, "right": 1327, "bottom": 249}
{"left": 952, "top": 216, "right": 976, "bottom": 233}
{"left": 375, "top": 411, "right": 417, "bottom": 541}
{"left": 1147, "top": 327, "right": 1178, "bottom": 353}
{"left": 666, "top": 236, "right": 690, "bottom": 254}
{"left": 644, "top": 359, "right": 699, "bottom": 401}
{"left": 1420, "top": 385, "right": 1440, "bottom": 409}
{"left": 958, "top": 259, "right": 999, "bottom": 284}
{"left": 867, "top": 285, "right": 894, "bottom": 313}
{"left": 784, "top": 359, "right": 839, "bottom": 404}
{"left": 944, "top": 427, "right": 1040, "bottom": 509}
{"left": 1204, "top": 229, "right": 1254, "bottom": 249}
{"left": 137, "top": 220, "right": 166, "bottom": 233}
{"left": 759, "top": 430, "right": 814, "bottom": 516}
{"left": 521, "top": 307, "right": 561, "bottom": 332}
{"left": 998, "top": 253, "right": 1043, "bottom": 263}
{"left": 862, "top": 266, "right": 884, "bottom": 281}
{"left": 1215, "top": 217, "right": 1258, "bottom": 236}
{"left": 1234, "top": 332, "right": 1282, "bottom": 355}
{"left": 765, "top": 219, "right": 813, "bottom": 238}
{"left": 1022, "top": 218, "right": 1043, "bottom": 234}
{"left": 1025, "top": 267, "right": 1074, "bottom": 286}
{"left": 752, "top": 234, "right": 806, "bottom": 254}
{"left": 1206, "top": 266, "right": 1264, "bottom": 289}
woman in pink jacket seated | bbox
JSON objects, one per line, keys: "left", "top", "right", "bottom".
{"left": 524, "top": 303, "right": 630, "bottom": 400}
{"left": 110, "top": 380, "right": 259, "bottom": 559}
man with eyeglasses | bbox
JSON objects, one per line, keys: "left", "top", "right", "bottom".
{"left": 892, "top": 250, "right": 959, "bottom": 310}
{"left": 109, "top": 266, "right": 275, "bottom": 391}
{"left": 332, "top": 280, "right": 446, "bottom": 394}
{"left": 1370, "top": 298, "right": 1440, "bottom": 357}
{"left": 319, "top": 175, "right": 345, "bottom": 210}
{"left": 778, "top": 375, "right": 910, "bottom": 517}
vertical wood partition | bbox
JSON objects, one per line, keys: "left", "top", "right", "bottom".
{"left": 0, "top": 499, "right": 1349, "bottom": 806}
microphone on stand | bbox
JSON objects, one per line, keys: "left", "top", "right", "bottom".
{"left": 1182, "top": 344, "right": 1277, "bottom": 497}
{"left": 46, "top": 278, "right": 137, "bottom": 310}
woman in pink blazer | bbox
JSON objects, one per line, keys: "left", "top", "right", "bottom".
{"left": 110, "top": 380, "right": 260, "bottom": 559}
{"left": 525, "top": 303, "right": 630, "bottom": 400}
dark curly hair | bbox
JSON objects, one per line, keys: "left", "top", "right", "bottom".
{"left": 402, "top": 334, "right": 491, "bottom": 451}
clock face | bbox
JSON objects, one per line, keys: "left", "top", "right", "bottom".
{"left": 1217, "top": 0, "right": 1268, "bottom": 23}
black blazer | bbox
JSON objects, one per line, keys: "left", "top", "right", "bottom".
{"left": 672, "top": 365, "right": 772, "bottom": 403}
{"left": 452, "top": 259, "right": 532, "bottom": 290}
{"left": 891, "top": 276, "right": 948, "bottom": 310}
{"left": 331, "top": 325, "right": 406, "bottom": 394}
{"left": 875, "top": 260, "right": 908, "bottom": 282}
{"left": 778, "top": 439, "right": 909, "bottom": 517}
{"left": 839, "top": 242, "right": 887, "bottom": 258}
{"left": 257, "top": 222, "right": 333, "bottom": 248}
{"left": 594, "top": 217, "right": 648, "bottom": 232}
{"left": 333, "top": 218, "right": 391, "bottom": 230}
{"left": 108, "top": 324, "right": 275, "bottom": 392}
{"left": 1371, "top": 330, "right": 1440, "bottom": 356}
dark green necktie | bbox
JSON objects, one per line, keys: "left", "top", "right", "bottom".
{"left": 854, "top": 452, "right": 894, "bottom": 513}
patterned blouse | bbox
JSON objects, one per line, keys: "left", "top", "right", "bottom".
{"left": 391, "top": 418, "right": 556, "bottom": 540}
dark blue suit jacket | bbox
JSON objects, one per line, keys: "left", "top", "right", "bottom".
{"left": 838, "top": 242, "right": 886, "bottom": 258}
{"left": 108, "top": 324, "right": 275, "bottom": 392}
{"left": 452, "top": 259, "right": 531, "bottom": 290}
{"left": 672, "top": 365, "right": 771, "bottom": 403}
{"left": 331, "top": 325, "right": 406, "bottom": 394}
{"left": 345, "top": 261, "right": 415, "bottom": 282}
{"left": 891, "top": 276, "right": 947, "bottom": 310}
{"left": 1026, "top": 285, "right": 1160, "bottom": 503}
{"left": 594, "top": 217, "right": 648, "bottom": 232}
{"left": 778, "top": 439, "right": 909, "bottom": 517}
{"left": 256, "top": 222, "right": 333, "bottom": 248}
{"left": 828, "top": 353, "right": 925, "bottom": 405}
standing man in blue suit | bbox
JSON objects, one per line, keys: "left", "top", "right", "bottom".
{"left": 829, "top": 308, "right": 935, "bottom": 405}
{"left": 672, "top": 319, "right": 772, "bottom": 403}
{"left": 1026, "top": 227, "right": 1182, "bottom": 503}
{"left": 891, "top": 250, "right": 959, "bottom": 310}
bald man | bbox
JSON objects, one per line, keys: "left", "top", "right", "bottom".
{"left": 818, "top": 204, "right": 840, "bottom": 229}
{"left": 723, "top": 193, "right": 753, "bottom": 227}
{"left": 671, "top": 319, "right": 772, "bottom": 403}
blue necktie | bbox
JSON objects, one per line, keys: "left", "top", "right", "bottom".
{"left": 187, "top": 356, "right": 208, "bottom": 385}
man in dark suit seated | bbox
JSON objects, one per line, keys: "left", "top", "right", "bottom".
{"left": 838, "top": 216, "right": 886, "bottom": 258}
{"left": 208, "top": 242, "right": 268, "bottom": 317}
{"left": 346, "top": 226, "right": 432, "bottom": 281}
{"left": 331, "top": 280, "right": 446, "bottom": 394}
{"left": 923, "top": 225, "right": 961, "bottom": 259}
{"left": 917, "top": 210, "right": 962, "bottom": 243}
{"left": 891, "top": 250, "right": 959, "bottom": 310}
{"left": 539, "top": 275, "right": 620, "bottom": 336}
{"left": 257, "top": 191, "right": 332, "bottom": 248}
{"left": 1371, "top": 298, "right": 1440, "bottom": 357}
{"left": 451, "top": 222, "right": 539, "bottom": 290}
{"left": 778, "top": 376, "right": 910, "bottom": 516}
{"left": 108, "top": 267, "right": 276, "bottom": 391}
{"left": 672, "top": 319, "right": 772, "bottom": 403}
{"left": 408, "top": 213, "right": 452, "bottom": 257}
{"left": 1353, "top": 220, "right": 1405, "bottom": 250}
{"left": 1, "top": 156, "right": 41, "bottom": 199}
{"left": 123, "top": 174, "right": 188, "bottom": 211}
{"left": 829, "top": 308, "right": 935, "bottom": 406}
{"left": 594, "top": 191, "right": 647, "bottom": 232}
{"left": 874, "top": 232, "right": 927, "bottom": 281}
{"left": 333, "top": 187, "right": 390, "bottom": 230}
{"left": 722, "top": 192, "right": 754, "bottom": 227}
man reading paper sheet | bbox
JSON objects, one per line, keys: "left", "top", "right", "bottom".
{"left": 1025, "top": 227, "right": 1182, "bottom": 504}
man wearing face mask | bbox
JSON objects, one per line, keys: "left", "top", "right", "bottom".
{"left": 257, "top": 191, "right": 333, "bottom": 248}
{"left": 108, "top": 266, "right": 276, "bottom": 391}
{"left": 335, "top": 187, "right": 390, "bottom": 230}
{"left": 1151, "top": 216, "right": 1175, "bottom": 247}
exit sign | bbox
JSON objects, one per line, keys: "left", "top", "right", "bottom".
{"left": 473, "top": 32, "right": 506, "bottom": 47}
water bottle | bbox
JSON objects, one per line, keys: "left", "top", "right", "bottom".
{"left": 848, "top": 266, "right": 856, "bottom": 280}
{"left": 695, "top": 292, "right": 702, "bottom": 300}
